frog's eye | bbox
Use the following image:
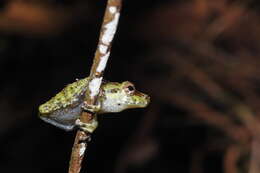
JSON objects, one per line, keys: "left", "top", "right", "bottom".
{"left": 124, "top": 83, "right": 135, "bottom": 94}
{"left": 127, "top": 85, "right": 135, "bottom": 91}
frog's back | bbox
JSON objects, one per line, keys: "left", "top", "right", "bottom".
{"left": 39, "top": 77, "right": 89, "bottom": 115}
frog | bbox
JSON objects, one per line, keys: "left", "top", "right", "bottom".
{"left": 38, "top": 77, "right": 150, "bottom": 133}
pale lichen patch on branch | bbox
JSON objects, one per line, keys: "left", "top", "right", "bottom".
{"left": 88, "top": 77, "right": 103, "bottom": 98}
{"left": 99, "top": 44, "right": 108, "bottom": 54}
{"left": 96, "top": 52, "right": 110, "bottom": 73}
{"left": 101, "top": 12, "right": 120, "bottom": 45}
{"left": 79, "top": 143, "right": 86, "bottom": 157}
{"left": 109, "top": 6, "right": 117, "bottom": 14}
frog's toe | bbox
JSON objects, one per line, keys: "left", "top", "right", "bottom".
{"left": 75, "top": 118, "right": 98, "bottom": 133}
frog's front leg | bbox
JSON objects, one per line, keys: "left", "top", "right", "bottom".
{"left": 81, "top": 101, "right": 101, "bottom": 113}
{"left": 75, "top": 115, "right": 98, "bottom": 133}
{"left": 75, "top": 102, "right": 101, "bottom": 133}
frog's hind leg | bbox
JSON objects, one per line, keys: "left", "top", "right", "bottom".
{"left": 39, "top": 116, "right": 75, "bottom": 131}
{"left": 75, "top": 115, "right": 98, "bottom": 133}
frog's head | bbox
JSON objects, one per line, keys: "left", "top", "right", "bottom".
{"left": 99, "top": 81, "right": 150, "bottom": 113}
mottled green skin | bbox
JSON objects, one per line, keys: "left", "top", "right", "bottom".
{"left": 38, "top": 77, "right": 150, "bottom": 132}
{"left": 39, "top": 77, "right": 89, "bottom": 115}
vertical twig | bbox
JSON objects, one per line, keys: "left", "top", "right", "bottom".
{"left": 68, "top": 1, "right": 122, "bottom": 173}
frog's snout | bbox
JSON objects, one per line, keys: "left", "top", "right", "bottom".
{"left": 144, "top": 95, "right": 150, "bottom": 106}
{"left": 136, "top": 92, "right": 150, "bottom": 108}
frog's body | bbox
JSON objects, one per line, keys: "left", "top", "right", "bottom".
{"left": 39, "top": 77, "right": 150, "bottom": 132}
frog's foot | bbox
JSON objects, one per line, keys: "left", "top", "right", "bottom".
{"left": 75, "top": 118, "right": 98, "bottom": 133}
{"left": 82, "top": 102, "right": 101, "bottom": 113}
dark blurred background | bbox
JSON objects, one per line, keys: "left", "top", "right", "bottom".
{"left": 0, "top": 0, "right": 260, "bottom": 173}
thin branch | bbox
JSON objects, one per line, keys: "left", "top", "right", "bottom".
{"left": 68, "top": 1, "right": 122, "bottom": 173}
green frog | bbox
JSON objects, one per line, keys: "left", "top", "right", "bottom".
{"left": 38, "top": 77, "right": 150, "bottom": 133}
